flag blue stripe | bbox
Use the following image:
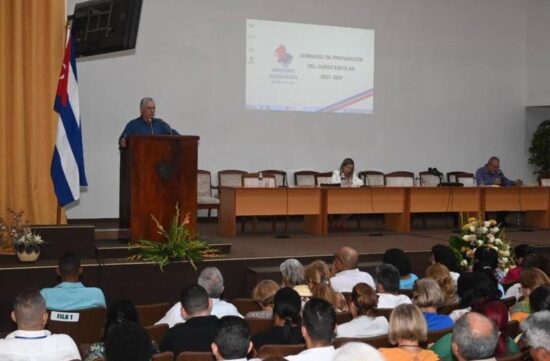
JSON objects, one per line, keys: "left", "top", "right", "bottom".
{"left": 51, "top": 148, "right": 76, "bottom": 207}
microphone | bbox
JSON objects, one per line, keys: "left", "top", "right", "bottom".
{"left": 158, "top": 118, "right": 173, "bottom": 135}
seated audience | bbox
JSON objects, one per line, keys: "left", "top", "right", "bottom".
{"left": 506, "top": 252, "right": 550, "bottom": 299}
{"left": 501, "top": 244, "right": 535, "bottom": 284}
{"left": 451, "top": 313, "right": 498, "bottom": 361}
{"left": 0, "top": 289, "right": 81, "bottom": 361}
{"left": 413, "top": 278, "right": 453, "bottom": 331}
{"left": 520, "top": 311, "right": 550, "bottom": 361}
{"left": 305, "top": 260, "right": 348, "bottom": 312}
{"left": 330, "top": 246, "right": 375, "bottom": 292}
{"left": 40, "top": 252, "right": 106, "bottom": 311}
{"left": 530, "top": 285, "right": 550, "bottom": 312}
{"left": 375, "top": 264, "right": 412, "bottom": 308}
{"left": 336, "top": 283, "right": 389, "bottom": 338}
{"left": 246, "top": 280, "right": 279, "bottom": 319}
{"left": 104, "top": 321, "right": 153, "bottom": 361}
{"left": 159, "top": 284, "right": 218, "bottom": 355}
{"left": 383, "top": 248, "right": 418, "bottom": 290}
{"left": 511, "top": 267, "right": 550, "bottom": 322}
{"left": 431, "top": 244, "right": 462, "bottom": 284}
{"left": 333, "top": 342, "right": 386, "bottom": 361}
{"left": 449, "top": 272, "right": 500, "bottom": 322}
{"left": 285, "top": 298, "right": 336, "bottom": 361}
{"left": 426, "top": 263, "right": 459, "bottom": 305}
{"left": 211, "top": 316, "right": 253, "bottom": 361}
{"left": 252, "top": 287, "right": 304, "bottom": 350}
{"left": 280, "top": 258, "right": 312, "bottom": 297}
{"left": 157, "top": 266, "right": 242, "bottom": 327}
{"left": 473, "top": 247, "right": 505, "bottom": 296}
{"left": 379, "top": 304, "right": 439, "bottom": 361}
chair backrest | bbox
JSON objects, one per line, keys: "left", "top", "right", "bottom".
{"left": 136, "top": 302, "right": 171, "bottom": 327}
{"left": 197, "top": 170, "right": 213, "bottom": 198}
{"left": 315, "top": 171, "right": 334, "bottom": 186}
{"left": 176, "top": 351, "right": 213, "bottom": 361}
{"left": 47, "top": 308, "right": 107, "bottom": 344}
{"left": 372, "top": 308, "right": 393, "bottom": 320}
{"left": 294, "top": 170, "right": 319, "bottom": 186}
{"left": 245, "top": 317, "right": 274, "bottom": 336}
{"left": 145, "top": 324, "right": 169, "bottom": 346}
{"left": 258, "top": 343, "right": 306, "bottom": 359}
{"left": 260, "top": 170, "right": 287, "bottom": 187}
{"left": 218, "top": 169, "right": 247, "bottom": 188}
{"left": 242, "top": 173, "right": 276, "bottom": 188}
{"left": 153, "top": 351, "right": 174, "bottom": 361}
{"left": 539, "top": 172, "right": 550, "bottom": 186}
{"left": 232, "top": 298, "right": 262, "bottom": 315}
{"left": 385, "top": 171, "right": 414, "bottom": 186}
{"left": 419, "top": 172, "right": 441, "bottom": 186}
{"left": 333, "top": 334, "right": 392, "bottom": 349}
{"left": 397, "top": 289, "right": 413, "bottom": 298}
{"left": 437, "top": 303, "right": 461, "bottom": 315}
{"left": 447, "top": 171, "right": 472, "bottom": 183}
{"left": 424, "top": 327, "right": 452, "bottom": 346}
{"left": 358, "top": 171, "right": 385, "bottom": 186}
{"left": 457, "top": 175, "right": 475, "bottom": 186}
{"left": 335, "top": 311, "right": 353, "bottom": 325}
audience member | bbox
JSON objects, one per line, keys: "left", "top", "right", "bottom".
{"left": 449, "top": 272, "right": 499, "bottom": 322}
{"left": 379, "top": 304, "right": 439, "bottom": 361}
{"left": 0, "top": 289, "right": 81, "bottom": 361}
{"left": 431, "top": 244, "right": 462, "bottom": 283}
{"left": 104, "top": 321, "right": 152, "bottom": 361}
{"left": 280, "top": 259, "right": 312, "bottom": 297}
{"left": 530, "top": 285, "right": 550, "bottom": 312}
{"left": 40, "top": 252, "right": 106, "bottom": 311}
{"left": 330, "top": 246, "right": 375, "bottom": 292}
{"left": 333, "top": 342, "right": 386, "bottom": 361}
{"left": 383, "top": 248, "right": 418, "bottom": 289}
{"left": 426, "top": 263, "right": 459, "bottom": 305}
{"left": 473, "top": 247, "right": 505, "bottom": 295}
{"left": 246, "top": 280, "right": 279, "bottom": 319}
{"left": 413, "top": 278, "right": 453, "bottom": 331}
{"left": 501, "top": 244, "right": 535, "bottom": 284}
{"left": 305, "top": 260, "right": 348, "bottom": 312}
{"left": 520, "top": 311, "right": 550, "bottom": 361}
{"left": 252, "top": 287, "right": 304, "bottom": 350}
{"left": 375, "top": 264, "right": 412, "bottom": 308}
{"left": 157, "top": 267, "right": 242, "bottom": 327}
{"left": 159, "top": 284, "right": 218, "bottom": 355}
{"left": 285, "top": 298, "right": 336, "bottom": 361}
{"left": 511, "top": 268, "right": 550, "bottom": 322}
{"left": 506, "top": 252, "right": 550, "bottom": 299}
{"left": 211, "top": 316, "right": 253, "bottom": 361}
{"left": 336, "top": 283, "right": 389, "bottom": 338}
{"left": 451, "top": 313, "right": 498, "bottom": 361}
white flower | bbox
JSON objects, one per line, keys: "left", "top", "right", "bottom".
{"left": 469, "top": 226, "right": 476, "bottom": 233}
{"left": 501, "top": 257, "right": 509, "bottom": 264}
{"left": 491, "top": 227, "right": 499, "bottom": 234}
{"left": 504, "top": 250, "right": 510, "bottom": 257}
{"left": 481, "top": 227, "right": 488, "bottom": 234}
{"left": 462, "top": 235, "right": 470, "bottom": 242}
{"left": 461, "top": 259, "right": 468, "bottom": 266}
{"left": 477, "top": 240, "right": 484, "bottom": 246}
{"left": 495, "top": 238, "right": 503, "bottom": 246}
{"left": 484, "top": 221, "right": 491, "bottom": 228}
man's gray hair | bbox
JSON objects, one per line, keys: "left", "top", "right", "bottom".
{"left": 520, "top": 311, "right": 550, "bottom": 352}
{"left": 453, "top": 312, "right": 498, "bottom": 360}
{"left": 140, "top": 97, "right": 155, "bottom": 108}
{"left": 14, "top": 289, "right": 46, "bottom": 327}
{"left": 198, "top": 267, "right": 224, "bottom": 298}
{"left": 280, "top": 259, "right": 304, "bottom": 287}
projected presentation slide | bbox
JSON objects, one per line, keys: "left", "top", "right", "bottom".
{"left": 246, "top": 19, "right": 375, "bottom": 114}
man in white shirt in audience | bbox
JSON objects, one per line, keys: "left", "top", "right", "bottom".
{"left": 156, "top": 266, "right": 242, "bottom": 327}
{"left": 375, "top": 264, "right": 412, "bottom": 308}
{"left": 0, "top": 289, "right": 81, "bottom": 361}
{"left": 286, "top": 298, "right": 336, "bottom": 361}
{"left": 330, "top": 246, "right": 375, "bottom": 292}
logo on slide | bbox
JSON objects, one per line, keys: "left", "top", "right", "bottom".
{"left": 275, "top": 45, "right": 293, "bottom": 67}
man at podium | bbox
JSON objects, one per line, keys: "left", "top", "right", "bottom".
{"left": 119, "top": 97, "right": 179, "bottom": 148}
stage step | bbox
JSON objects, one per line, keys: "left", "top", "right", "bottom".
{"left": 95, "top": 240, "right": 232, "bottom": 259}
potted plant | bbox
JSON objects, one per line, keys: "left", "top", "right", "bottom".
{"left": 528, "top": 119, "right": 550, "bottom": 177}
{"left": 13, "top": 228, "right": 44, "bottom": 262}
{"left": 0, "top": 209, "right": 29, "bottom": 255}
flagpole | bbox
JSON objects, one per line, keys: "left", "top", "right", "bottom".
{"left": 56, "top": 203, "right": 62, "bottom": 225}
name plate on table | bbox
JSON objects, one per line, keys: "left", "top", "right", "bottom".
{"left": 50, "top": 311, "right": 79, "bottom": 322}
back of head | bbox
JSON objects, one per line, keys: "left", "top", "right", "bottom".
{"left": 426, "top": 263, "right": 455, "bottom": 302}
{"left": 104, "top": 300, "right": 139, "bottom": 339}
{"left": 333, "top": 342, "right": 386, "bottom": 361}
{"left": 198, "top": 267, "right": 224, "bottom": 298}
{"left": 514, "top": 244, "right": 535, "bottom": 261}
{"left": 375, "top": 263, "right": 400, "bottom": 293}
{"left": 273, "top": 287, "right": 302, "bottom": 344}
{"left": 413, "top": 278, "right": 445, "bottom": 309}
{"left": 181, "top": 284, "right": 210, "bottom": 316}
{"left": 459, "top": 272, "right": 499, "bottom": 308}
{"left": 105, "top": 321, "right": 152, "bottom": 361}
{"left": 383, "top": 248, "right": 412, "bottom": 276}
{"left": 432, "top": 244, "right": 461, "bottom": 274}
{"left": 251, "top": 280, "right": 279, "bottom": 308}
{"left": 13, "top": 289, "right": 46, "bottom": 329}
{"left": 214, "top": 316, "right": 251, "bottom": 360}
{"left": 335, "top": 246, "right": 359, "bottom": 270}
{"left": 521, "top": 268, "right": 550, "bottom": 291}
{"left": 388, "top": 304, "right": 427, "bottom": 345}
{"left": 474, "top": 247, "right": 498, "bottom": 271}
{"left": 473, "top": 301, "right": 509, "bottom": 357}
{"left": 523, "top": 253, "right": 550, "bottom": 276}
{"left": 302, "top": 298, "right": 336, "bottom": 344}
{"left": 530, "top": 285, "right": 550, "bottom": 312}
{"left": 452, "top": 312, "right": 498, "bottom": 361}
{"left": 280, "top": 258, "right": 304, "bottom": 287}
{"left": 520, "top": 311, "right": 550, "bottom": 353}
{"left": 351, "top": 283, "right": 377, "bottom": 316}
{"left": 305, "top": 260, "right": 337, "bottom": 305}
{"left": 58, "top": 252, "right": 81, "bottom": 278}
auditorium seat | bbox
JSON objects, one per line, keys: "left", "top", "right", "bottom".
{"left": 245, "top": 317, "right": 274, "bottom": 336}
{"left": 197, "top": 170, "right": 219, "bottom": 219}
{"left": 242, "top": 173, "right": 276, "bottom": 188}
{"left": 333, "top": 335, "right": 391, "bottom": 349}
{"left": 258, "top": 343, "right": 306, "bottom": 359}
{"left": 176, "top": 351, "right": 213, "bottom": 361}
{"left": 539, "top": 171, "right": 550, "bottom": 186}
{"left": 372, "top": 308, "right": 393, "bottom": 320}
{"left": 294, "top": 170, "right": 319, "bottom": 186}
{"left": 358, "top": 170, "right": 385, "bottom": 186}
{"left": 145, "top": 324, "right": 169, "bottom": 346}
{"left": 136, "top": 302, "right": 171, "bottom": 327}
{"left": 385, "top": 171, "right": 415, "bottom": 186}
{"left": 260, "top": 169, "right": 287, "bottom": 187}
{"left": 446, "top": 171, "right": 472, "bottom": 183}
{"left": 218, "top": 169, "right": 248, "bottom": 188}
{"left": 315, "top": 171, "right": 334, "bottom": 186}
{"left": 456, "top": 172, "right": 475, "bottom": 186}
{"left": 397, "top": 289, "right": 414, "bottom": 298}
{"left": 232, "top": 298, "right": 262, "bottom": 315}
{"left": 153, "top": 351, "right": 174, "bottom": 361}
{"left": 437, "top": 303, "right": 461, "bottom": 315}
{"left": 47, "top": 308, "right": 106, "bottom": 345}
{"left": 335, "top": 311, "right": 352, "bottom": 324}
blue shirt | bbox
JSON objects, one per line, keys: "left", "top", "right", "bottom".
{"left": 40, "top": 282, "right": 106, "bottom": 311}
{"left": 475, "top": 165, "right": 515, "bottom": 186}
{"left": 423, "top": 312, "right": 454, "bottom": 332}
{"left": 119, "top": 116, "right": 179, "bottom": 141}
{"left": 399, "top": 274, "right": 419, "bottom": 290}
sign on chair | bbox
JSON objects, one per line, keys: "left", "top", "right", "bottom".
{"left": 50, "top": 311, "right": 80, "bottom": 322}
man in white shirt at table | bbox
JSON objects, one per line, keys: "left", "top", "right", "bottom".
{"left": 330, "top": 246, "right": 375, "bottom": 292}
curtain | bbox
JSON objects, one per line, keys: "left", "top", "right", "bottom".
{"left": 0, "top": 0, "right": 66, "bottom": 224}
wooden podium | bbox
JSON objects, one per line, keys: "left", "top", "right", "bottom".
{"left": 119, "top": 135, "right": 199, "bottom": 242}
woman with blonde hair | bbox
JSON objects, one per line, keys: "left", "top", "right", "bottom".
{"left": 246, "top": 279, "right": 280, "bottom": 319}
{"left": 425, "top": 263, "right": 459, "bottom": 305}
{"left": 304, "top": 260, "right": 348, "bottom": 312}
{"left": 511, "top": 267, "right": 550, "bottom": 322}
{"left": 379, "top": 304, "right": 439, "bottom": 361}
{"left": 413, "top": 278, "right": 453, "bottom": 331}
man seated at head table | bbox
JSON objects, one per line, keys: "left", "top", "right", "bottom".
{"left": 475, "top": 156, "right": 522, "bottom": 186}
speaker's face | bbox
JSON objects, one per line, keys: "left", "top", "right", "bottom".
{"left": 141, "top": 101, "right": 156, "bottom": 120}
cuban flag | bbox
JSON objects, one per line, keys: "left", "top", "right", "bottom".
{"left": 50, "top": 28, "right": 87, "bottom": 207}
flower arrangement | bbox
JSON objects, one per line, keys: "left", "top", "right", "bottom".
{"left": 14, "top": 230, "right": 45, "bottom": 254}
{"left": 449, "top": 217, "right": 514, "bottom": 276}
{"left": 0, "top": 209, "right": 29, "bottom": 254}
